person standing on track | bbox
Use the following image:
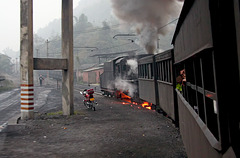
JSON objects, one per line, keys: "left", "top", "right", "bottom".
{"left": 39, "top": 75, "right": 44, "bottom": 87}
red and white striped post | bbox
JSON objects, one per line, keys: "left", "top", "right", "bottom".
{"left": 20, "top": 84, "right": 34, "bottom": 113}
{"left": 20, "top": 0, "right": 34, "bottom": 119}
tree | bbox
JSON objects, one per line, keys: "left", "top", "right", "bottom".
{"left": 0, "top": 53, "right": 13, "bottom": 74}
{"left": 74, "top": 14, "right": 93, "bottom": 33}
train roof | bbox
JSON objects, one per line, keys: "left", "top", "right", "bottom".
{"left": 172, "top": 0, "right": 194, "bottom": 45}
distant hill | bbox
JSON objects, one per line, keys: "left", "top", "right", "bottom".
{"left": 37, "top": 0, "right": 113, "bottom": 39}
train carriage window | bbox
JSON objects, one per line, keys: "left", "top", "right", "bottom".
{"left": 158, "top": 62, "right": 161, "bottom": 80}
{"left": 159, "top": 62, "right": 162, "bottom": 80}
{"left": 150, "top": 63, "right": 153, "bottom": 79}
{"left": 156, "top": 62, "right": 159, "bottom": 80}
{"left": 140, "top": 65, "right": 143, "bottom": 78}
{"left": 169, "top": 60, "right": 173, "bottom": 83}
{"left": 176, "top": 50, "right": 220, "bottom": 141}
{"left": 167, "top": 60, "right": 171, "bottom": 83}
{"left": 156, "top": 59, "right": 173, "bottom": 84}
{"left": 161, "top": 62, "right": 164, "bottom": 81}
{"left": 167, "top": 60, "right": 170, "bottom": 82}
{"left": 164, "top": 61, "right": 167, "bottom": 82}
{"left": 145, "top": 64, "right": 148, "bottom": 79}
{"left": 166, "top": 60, "right": 169, "bottom": 82}
{"left": 157, "top": 62, "right": 160, "bottom": 80}
{"left": 163, "top": 61, "right": 166, "bottom": 81}
{"left": 142, "top": 65, "right": 144, "bottom": 78}
{"left": 147, "top": 64, "right": 149, "bottom": 79}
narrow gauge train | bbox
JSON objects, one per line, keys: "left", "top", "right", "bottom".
{"left": 140, "top": 0, "right": 240, "bottom": 158}
{"left": 100, "top": 0, "right": 240, "bottom": 157}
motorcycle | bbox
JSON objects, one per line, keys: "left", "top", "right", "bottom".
{"left": 80, "top": 88, "right": 97, "bottom": 111}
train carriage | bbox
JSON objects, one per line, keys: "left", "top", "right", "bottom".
{"left": 138, "top": 55, "right": 155, "bottom": 105}
{"left": 138, "top": 49, "right": 177, "bottom": 122}
{"left": 100, "top": 57, "right": 123, "bottom": 96}
{"left": 172, "top": 0, "right": 240, "bottom": 157}
{"left": 155, "top": 50, "right": 176, "bottom": 121}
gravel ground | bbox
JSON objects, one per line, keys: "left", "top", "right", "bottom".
{"left": 0, "top": 88, "right": 187, "bottom": 158}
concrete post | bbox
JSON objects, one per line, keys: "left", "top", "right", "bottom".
{"left": 62, "top": 0, "right": 74, "bottom": 115}
{"left": 20, "top": 0, "right": 34, "bottom": 119}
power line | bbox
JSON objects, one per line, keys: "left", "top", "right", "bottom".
{"left": 34, "top": 18, "right": 179, "bottom": 52}
{"left": 158, "top": 18, "right": 179, "bottom": 30}
{"left": 73, "top": 23, "right": 121, "bottom": 34}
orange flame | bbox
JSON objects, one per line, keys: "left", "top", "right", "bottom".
{"left": 118, "top": 91, "right": 152, "bottom": 110}
{"left": 141, "top": 102, "right": 152, "bottom": 110}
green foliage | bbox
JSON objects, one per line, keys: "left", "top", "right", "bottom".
{"left": 0, "top": 79, "right": 15, "bottom": 93}
{"left": 0, "top": 54, "right": 13, "bottom": 74}
{"left": 47, "top": 111, "right": 63, "bottom": 116}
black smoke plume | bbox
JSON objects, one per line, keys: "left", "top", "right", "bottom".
{"left": 111, "top": 0, "right": 183, "bottom": 54}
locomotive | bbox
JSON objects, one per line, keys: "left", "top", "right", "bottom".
{"left": 100, "top": 54, "right": 151, "bottom": 101}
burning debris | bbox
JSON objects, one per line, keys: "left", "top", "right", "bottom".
{"left": 111, "top": 0, "right": 183, "bottom": 54}
{"left": 121, "top": 96, "right": 152, "bottom": 110}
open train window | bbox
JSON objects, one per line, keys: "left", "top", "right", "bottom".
{"left": 138, "top": 63, "right": 153, "bottom": 79}
{"left": 156, "top": 59, "right": 172, "bottom": 84}
{"left": 176, "top": 49, "right": 220, "bottom": 140}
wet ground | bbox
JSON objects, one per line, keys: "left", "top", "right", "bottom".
{"left": 0, "top": 87, "right": 187, "bottom": 158}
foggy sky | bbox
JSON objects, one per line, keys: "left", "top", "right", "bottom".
{"left": 0, "top": 0, "right": 80, "bottom": 53}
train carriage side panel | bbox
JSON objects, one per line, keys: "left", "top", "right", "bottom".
{"left": 177, "top": 90, "right": 221, "bottom": 158}
{"left": 234, "top": 0, "right": 240, "bottom": 86}
{"left": 100, "top": 61, "right": 115, "bottom": 94}
{"left": 138, "top": 55, "right": 156, "bottom": 104}
{"left": 172, "top": 1, "right": 221, "bottom": 158}
{"left": 172, "top": 0, "right": 240, "bottom": 157}
{"left": 155, "top": 50, "right": 175, "bottom": 121}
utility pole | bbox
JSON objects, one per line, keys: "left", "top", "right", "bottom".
{"left": 46, "top": 39, "right": 50, "bottom": 85}
{"left": 35, "top": 48, "right": 39, "bottom": 83}
{"left": 46, "top": 39, "right": 49, "bottom": 58}
{"left": 20, "top": 0, "right": 34, "bottom": 119}
{"left": 15, "top": 58, "right": 18, "bottom": 73}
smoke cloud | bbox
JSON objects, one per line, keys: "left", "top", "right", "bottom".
{"left": 114, "top": 59, "right": 139, "bottom": 97}
{"left": 115, "top": 77, "right": 137, "bottom": 97}
{"left": 126, "top": 59, "right": 138, "bottom": 75}
{"left": 111, "top": 0, "right": 183, "bottom": 54}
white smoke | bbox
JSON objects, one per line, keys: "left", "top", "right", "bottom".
{"left": 126, "top": 59, "right": 138, "bottom": 75}
{"left": 115, "top": 77, "right": 137, "bottom": 97}
{"left": 114, "top": 59, "right": 138, "bottom": 97}
{"left": 111, "top": 0, "right": 183, "bottom": 54}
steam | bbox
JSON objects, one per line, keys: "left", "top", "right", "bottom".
{"left": 111, "top": 0, "right": 183, "bottom": 54}
{"left": 115, "top": 78, "right": 137, "bottom": 97}
{"left": 126, "top": 59, "right": 138, "bottom": 75}
{"left": 114, "top": 59, "right": 138, "bottom": 97}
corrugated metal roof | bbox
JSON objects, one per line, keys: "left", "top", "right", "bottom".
{"left": 83, "top": 67, "right": 103, "bottom": 72}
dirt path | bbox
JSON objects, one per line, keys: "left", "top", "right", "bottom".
{"left": 0, "top": 90, "right": 187, "bottom": 158}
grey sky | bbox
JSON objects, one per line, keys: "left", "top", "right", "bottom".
{"left": 0, "top": 0, "right": 80, "bottom": 53}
